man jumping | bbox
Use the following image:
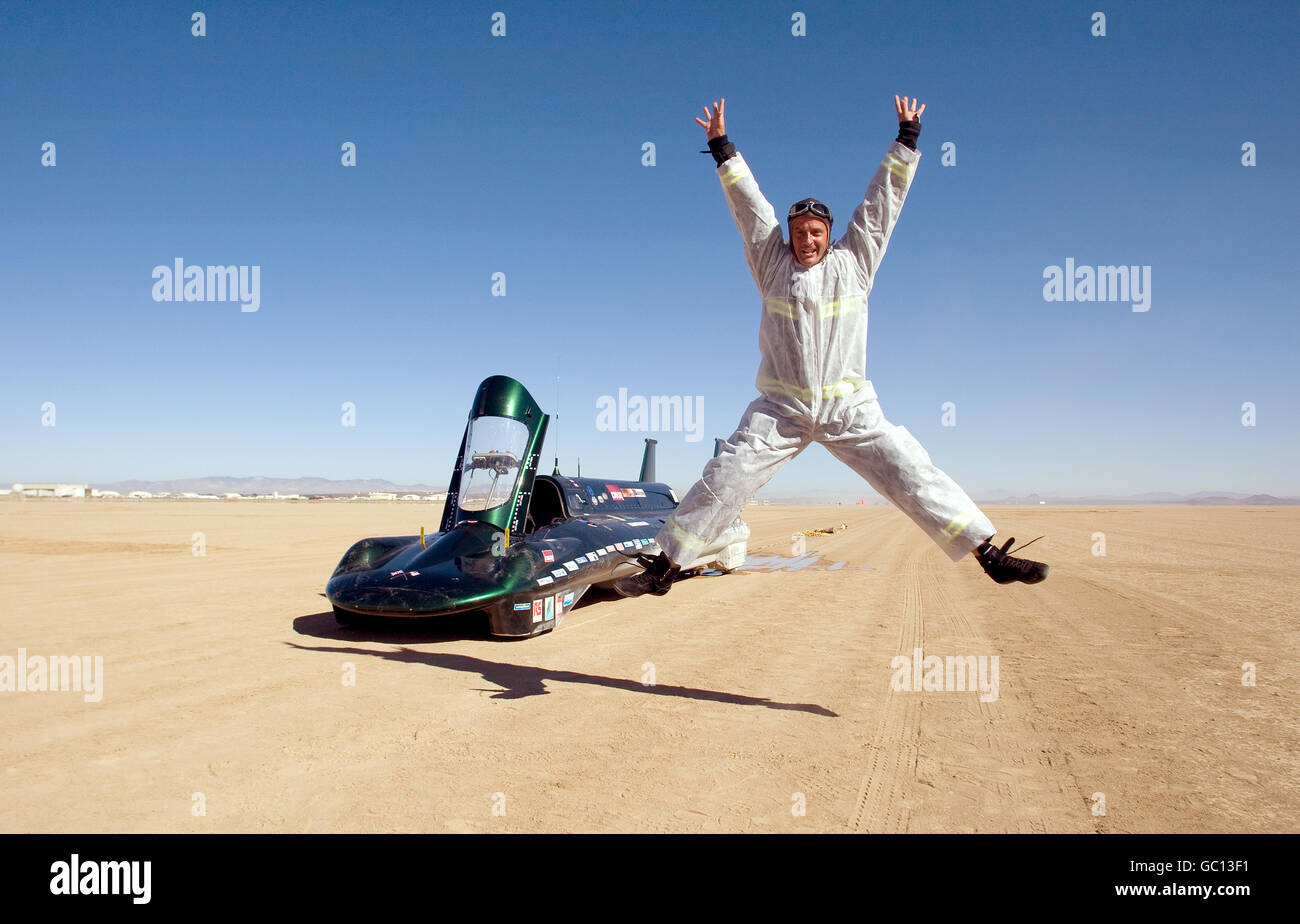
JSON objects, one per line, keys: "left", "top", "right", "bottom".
{"left": 615, "top": 95, "right": 1050, "bottom": 597}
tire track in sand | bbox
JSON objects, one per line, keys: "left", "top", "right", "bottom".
{"left": 848, "top": 559, "right": 923, "bottom": 832}
{"left": 922, "top": 554, "right": 1046, "bottom": 833}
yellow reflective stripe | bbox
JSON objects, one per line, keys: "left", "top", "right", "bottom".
{"left": 884, "top": 153, "right": 914, "bottom": 181}
{"left": 758, "top": 376, "right": 867, "bottom": 400}
{"left": 941, "top": 513, "right": 974, "bottom": 540}
{"left": 763, "top": 297, "right": 795, "bottom": 318}
{"left": 663, "top": 519, "right": 706, "bottom": 556}
{"left": 818, "top": 295, "right": 866, "bottom": 318}
{"left": 757, "top": 377, "right": 813, "bottom": 401}
{"left": 765, "top": 296, "right": 864, "bottom": 319}
{"left": 824, "top": 376, "right": 866, "bottom": 399}
{"left": 721, "top": 164, "right": 751, "bottom": 187}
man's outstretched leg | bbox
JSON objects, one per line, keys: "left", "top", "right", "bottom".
{"left": 819, "top": 392, "right": 1050, "bottom": 585}
{"left": 615, "top": 396, "right": 809, "bottom": 597}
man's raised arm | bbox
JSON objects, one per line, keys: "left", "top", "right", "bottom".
{"left": 840, "top": 95, "right": 927, "bottom": 286}
{"left": 696, "top": 98, "right": 785, "bottom": 290}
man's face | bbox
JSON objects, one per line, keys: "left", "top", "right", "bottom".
{"left": 790, "top": 215, "right": 830, "bottom": 267}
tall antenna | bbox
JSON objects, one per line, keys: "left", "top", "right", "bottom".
{"left": 552, "top": 375, "right": 561, "bottom": 476}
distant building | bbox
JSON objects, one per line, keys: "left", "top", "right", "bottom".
{"left": 13, "top": 482, "right": 88, "bottom": 498}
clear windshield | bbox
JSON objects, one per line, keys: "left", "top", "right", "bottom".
{"left": 456, "top": 416, "right": 529, "bottom": 515}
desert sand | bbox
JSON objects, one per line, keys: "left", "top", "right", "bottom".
{"left": 1, "top": 499, "right": 1296, "bottom": 833}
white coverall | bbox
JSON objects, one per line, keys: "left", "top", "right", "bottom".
{"left": 657, "top": 141, "right": 996, "bottom": 565}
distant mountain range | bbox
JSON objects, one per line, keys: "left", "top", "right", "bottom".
{"left": 85, "top": 476, "right": 446, "bottom": 496}
{"left": 5, "top": 474, "right": 1296, "bottom": 504}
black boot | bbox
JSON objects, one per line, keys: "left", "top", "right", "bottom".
{"left": 976, "top": 537, "right": 1050, "bottom": 585}
{"left": 613, "top": 552, "right": 680, "bottom": 598}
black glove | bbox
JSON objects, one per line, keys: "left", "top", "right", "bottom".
{"left": 895, "top": 119, "right": 921, "bottom": 151}
{"left": 701, "top": 134, "right": 736, "bottom": 166}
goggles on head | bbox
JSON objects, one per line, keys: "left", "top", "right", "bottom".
{"left": 788, "top": 198, "right": 832, "bottom": 227}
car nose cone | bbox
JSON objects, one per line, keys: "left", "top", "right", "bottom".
{"left": 327, "top": 523, "right": 515, "bottom": 616}
{"left": 330, "top": 559, "right": 492, "bottom": 614}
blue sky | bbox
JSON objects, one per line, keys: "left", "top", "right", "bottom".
{"left": 3, "top": 0, "right": 1297, "bottom": 496}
